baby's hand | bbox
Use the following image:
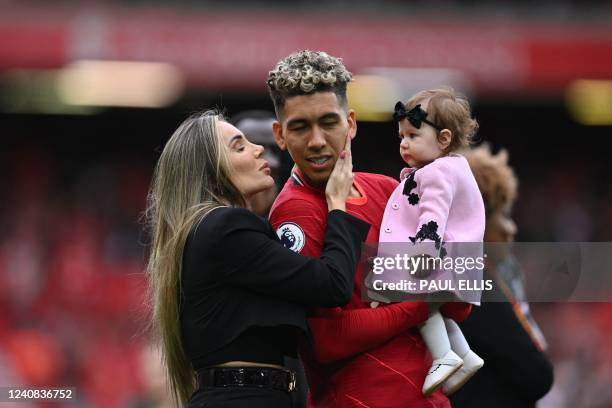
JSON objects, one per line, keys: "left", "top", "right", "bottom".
{"left": 413, "top": 254, "right": 435, "bottom": 279}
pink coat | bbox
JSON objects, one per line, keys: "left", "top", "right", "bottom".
{"left": 381, "top": 153, "right": 485, "bottom": 245}
{"left": 375, "top": 153, "right": 486, "bottom": 303}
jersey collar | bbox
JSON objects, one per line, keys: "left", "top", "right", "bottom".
{"left": 291, "top": 166, "right": 368, "bottom": 205}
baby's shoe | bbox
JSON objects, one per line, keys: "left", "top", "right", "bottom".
{"left": 442, "top": 350, "right": 484, "bottom": 395}
{"left": 422, "top": 350, "right": 463, "bottom": 396}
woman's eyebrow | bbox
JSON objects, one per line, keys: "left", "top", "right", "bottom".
{"left": 228, "top": 134, "right": 243, "bottom": 145}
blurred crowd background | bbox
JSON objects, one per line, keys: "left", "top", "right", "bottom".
{"left": 1, "top": 0, "right": 611, "bottom": 407}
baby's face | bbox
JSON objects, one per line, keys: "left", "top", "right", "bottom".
{"left": 397, "top": 114, "right": 444, "bottom": 168}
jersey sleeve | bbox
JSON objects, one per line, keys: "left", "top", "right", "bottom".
{"left": 440, "top": 302, "right": 472, "bottom": 322}
{"left": 306, "top": 301, "right": 429, "bottom": 363}
{"left": 269, "top": 198, "right": 326, "bottom": 258}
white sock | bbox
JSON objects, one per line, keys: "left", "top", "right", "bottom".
{"left": 419, "top": 310, "right": 450, "bottom": 360}
{"left": 444, "top": 318, "right": 470, "bottom": 357}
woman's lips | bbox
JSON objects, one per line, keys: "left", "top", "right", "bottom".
{"left": 258, "top": 161, "right": 271, "bottom": 175}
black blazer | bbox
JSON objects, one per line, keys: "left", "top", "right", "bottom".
{"left": 180, "top": 207, "right": 370, "bottom": 370}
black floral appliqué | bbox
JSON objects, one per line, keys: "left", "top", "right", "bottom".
{"left": 409, "top": 221, "right": 440, "bottom": 243}
{"left": 409, "top": 220, "right": 447, "bottom": 257}
{"left": 402, "top": 172, "right": 420, "bottom": 206}
{"left": 439, "top": 245, "right": 447, "bottom": 258}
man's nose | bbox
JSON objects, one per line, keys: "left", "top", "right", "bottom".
{"left": 308, "top": 126, "right": 327, "bottom": 149}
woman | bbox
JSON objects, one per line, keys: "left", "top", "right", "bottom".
{"left": 450, "top": 144, "right": 553, "bottom": 407}
{"left": 145, "top": 111, "right": 370, "bottom": 407}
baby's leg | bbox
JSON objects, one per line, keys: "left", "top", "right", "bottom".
{"left": 419, "top": 306, "right": 463, "bottom": 396}
{"left": 444, "top": 318, "right": 470, "bottom": 356}
{"left": 420, "top": 308, "right": 450, "bottom": 359}
{"left": 442, "top": 317, "right": 484, "bottom": 395}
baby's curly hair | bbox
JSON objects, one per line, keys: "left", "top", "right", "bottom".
{"left": 267, "top": 50, "right": 353, "bottom": 118}
{"left": 461, "top": 143, "right": 518, "bottom": 215}
{"left": 405, "top": 86, "right": 479, "bottom": 153}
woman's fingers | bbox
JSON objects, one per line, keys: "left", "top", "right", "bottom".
{"left": 344, "top": 131, "right": 352, "bottom": 154}
{"left": 342, "top": 133, "right": 352, "bottom": 173}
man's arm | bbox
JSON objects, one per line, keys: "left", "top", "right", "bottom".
{"left": 307, "top": 301, "right": 429, "bottom": 363}
{"left": 271, "top": 198, "right": 432, "bottom": 363}
{"left": 269, "top": 198, "right": 327, "bottom": 257}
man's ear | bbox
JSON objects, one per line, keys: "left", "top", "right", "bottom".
{"left": 347, "top": 109, "right": 357, "bottom": 140}
{"left": 438, "top": 129, "right": 452, "bottom": 150}
{"left": 272, "top": 121, "right": 286, "bottom": 150}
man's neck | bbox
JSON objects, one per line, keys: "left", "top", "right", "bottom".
{"left": 311, "top": 183, "right": 360, "bottom": 198}
{"left": 293, "top": 166, "right": 361, "bottom": 198}
{"left": 349, "top": 184, "right": 361, "bottom": 198}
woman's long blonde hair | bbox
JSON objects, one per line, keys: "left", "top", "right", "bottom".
{"left": 145, "top": 111, "right": 245, "bottom": 407}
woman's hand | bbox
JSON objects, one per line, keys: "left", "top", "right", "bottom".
{"left": 325, "top": 133, "right": 353, "bottom": 212}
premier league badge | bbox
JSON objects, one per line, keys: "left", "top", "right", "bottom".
{"left": 276, "top": 223, "right": 305, "bottom": 253}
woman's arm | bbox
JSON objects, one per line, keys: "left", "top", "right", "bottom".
{"left": 189, "top": 207, "right": 370, "bottom": 307}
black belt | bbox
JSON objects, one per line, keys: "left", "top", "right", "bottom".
{"left": 197, "top": 367, "right": 297, "bottom": 393}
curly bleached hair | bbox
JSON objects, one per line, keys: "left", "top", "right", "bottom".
{"left": 461, "top": 143, "right": 518, "bottom": 215}
{"left": 405, "top": 86, "right": 479, "bottom": 153}
{"left": 267, "top": 50, "right": 353, "bottom": 118}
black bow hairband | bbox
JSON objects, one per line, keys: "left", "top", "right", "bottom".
{"left": 393, "top": 102, "right": 442, "bottom": 131}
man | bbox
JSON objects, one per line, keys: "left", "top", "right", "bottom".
{"left": 268, "top": 50, "right": 471, "bottom": 407}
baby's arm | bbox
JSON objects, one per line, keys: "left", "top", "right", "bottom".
{"left": 411, "top": 163, "right": 453, "bottom": 256}
{"left": 413, "top": 164, "right": 476, "bottom": 319}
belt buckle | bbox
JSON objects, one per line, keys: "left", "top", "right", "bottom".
{"left": 287, "top": 370, "right": 296, "bottom": 392}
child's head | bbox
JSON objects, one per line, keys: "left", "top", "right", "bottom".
{"left": 394, "top": 86, "right": 478, "bottom": 168}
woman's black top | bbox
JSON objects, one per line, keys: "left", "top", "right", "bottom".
{"left": 180, "top": 207, "right": 370, "bottom": 370}
{"left": 451, "top": 277, "right": 554, "bottom": 408}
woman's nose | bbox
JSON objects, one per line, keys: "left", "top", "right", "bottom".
{"left": 254, "top": 143, "right": 264, "bottom": 157}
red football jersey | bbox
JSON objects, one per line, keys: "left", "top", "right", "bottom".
{"left": 270, "top": 168, "right": 470, "bottom": 408}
